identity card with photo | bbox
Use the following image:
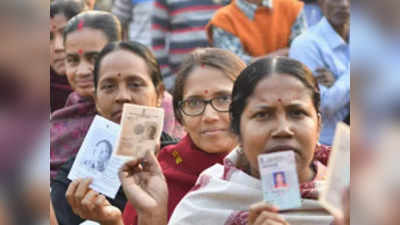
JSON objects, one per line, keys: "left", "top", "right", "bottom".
{"left": 68, "top": 115, "right": 124, "bottom": 199}
{"left": 258, "top": 151, "right": 301, "bottom": 210}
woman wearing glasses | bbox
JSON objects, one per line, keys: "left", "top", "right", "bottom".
{"left": 66, "top": 48, "right": 246, "bottom": 225}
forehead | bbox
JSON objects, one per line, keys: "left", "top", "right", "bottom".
{"left": 248, "top": 73, "right": 313, "bottom": 104}
{"left": 65, "top": 28, "right": 108, "bottom": 53}
{"left": 50, "top": 14, "right": 68, "bottom": 29}
{"left": 183, "top": 66, "right": 233, "bottom": 98}
{"left": 98, "top": 50, "right": 151, "bottom": 80}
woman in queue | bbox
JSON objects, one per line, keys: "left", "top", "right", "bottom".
{"left": 64, "top": 48, "right": 247, "bottom": 225}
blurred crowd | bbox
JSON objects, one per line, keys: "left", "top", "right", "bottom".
{"left": 0, "top": 0, "right": 399, "bottom": 224}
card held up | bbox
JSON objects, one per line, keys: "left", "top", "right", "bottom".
{"left": 114, "top": 103, "right": 164, "bottom": 160}
{"left": 319, "top": 122, "right": 350, "bottom": 218}
{"left": 258, "top": 151, "right": 302, "bottom": 210}
{"left": 68, "top": 115, "right": 122, "bottom": 199}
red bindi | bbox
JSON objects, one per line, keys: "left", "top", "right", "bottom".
{"left": 78, "top": 49, "right": 83, "bottom": 55}
{"left": 117, "top": 73, "right": 121, "bottom": 77}
{"left": 204, "top": 90, "right": 208, "bottom": 94}
{"left": 278, "top": 98, "right": 282, "bottom": 102}
{"left": 78, "top": 20, "right": 84, "bottom": 30}
{"left": 201, "top": 64, "right": 205, "bottom": 68}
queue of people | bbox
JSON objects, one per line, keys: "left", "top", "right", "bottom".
{"left": 50, "top": 0, "right": 350, "bottom": 225}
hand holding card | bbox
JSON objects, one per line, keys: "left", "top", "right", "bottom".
{"left": 68, "top": 115, "right": 122, "bottom": 199}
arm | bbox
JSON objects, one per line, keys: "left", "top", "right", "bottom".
{"left": 289, "top": 38, "right": 349, "bottom": 117}
{"left": 319, "top": 70, "right": 350, "bottom": 117}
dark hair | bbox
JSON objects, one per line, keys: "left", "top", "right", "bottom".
{"left": 172, "top": 48, "right": 246, "bottom": 125}
{"left": 93, "top": 41, "right": 163, "bottom": 94}
{"left": 230, "top": 57, "right": 321, "bottom": 135}
{"left": 64, "top": 10, "right": 121, "bottom": 43}
{"left": 50, "top": 0, "right": 84, "bottom": 20}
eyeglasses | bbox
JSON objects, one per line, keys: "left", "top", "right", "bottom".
{"left": 179, "top": 95, "right": 232, "bottom": 116}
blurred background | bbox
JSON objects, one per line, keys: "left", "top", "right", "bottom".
{"left": 0, "top": 0, "right": 399, "bottom": 224}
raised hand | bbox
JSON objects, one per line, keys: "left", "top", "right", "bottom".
{"left": 248, "top": 202, "right": 289, "bottom": 225}
{"left": 65, "top": 178, "right": 123, "bottom": 225}
{"left": 119, "top": 150, "right": 168, "bottom": 225}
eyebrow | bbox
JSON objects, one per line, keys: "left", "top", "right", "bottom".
{"left": 99, "top": 73, "right": 146, "bottom": 83}
{"left": 66, "top": 51, "right": 99, "bottom": 58}
{"left": 185, "top": 90, "right": 231, "bottom": 99}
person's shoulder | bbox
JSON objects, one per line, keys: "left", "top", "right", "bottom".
{"left": 291, "top": 26, "right": 321, "bottom": 48}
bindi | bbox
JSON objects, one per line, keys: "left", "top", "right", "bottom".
{"left": 117, "top": 73, "right": 121, "bottom": 77}
{"left": 78, "top": 49, "right": 83, "bottom": 55}
{"left": 77, "top": 20, "right": 84, "bottom": 30}
{"left": 204, "top": 90, "right": 208, "bottom": 94}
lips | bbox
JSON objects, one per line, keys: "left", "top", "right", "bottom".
{"left": 200, "top": 128, "right": 227, "bottom": 135}
{"left": 76, "top": 79, "right": 93, "bottom": 88}
{"left": 265, "top": 145, "right": 299, "bottom": 154}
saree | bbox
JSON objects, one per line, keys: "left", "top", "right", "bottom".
{"left": 168, "top": 146, "right": 334, "bottom": 225}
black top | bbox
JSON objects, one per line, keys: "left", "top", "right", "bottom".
{"left": 51, "top": 132, "right": 179, "bottom": 225}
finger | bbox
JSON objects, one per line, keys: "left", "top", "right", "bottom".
{"left": 74, "top": 178, "right": 93, "bottom": 204}
{"left": 263, "top": 219, "right": 286, "bottom": 225}
{"left": 255, "top": 211, "right": 286, "bottom": 225}
{"left": 81, "top": 190, "right": 99, "bottom": 212}
{"left": 315, "top": 68, "right": 327, "bottom": 73}
{"left": 94, "top": 195, "right": 112, "bottom": 216}
{"left": 143, "top": 150, "right": 163, "bottom": 174}
{"left": 66, "top": 179, "right": 81, "bottom": 209}
{"left": 249, "top": 202, "right": 279, "bottom": 213}
{"left": 249, "top": 202, "right": 279, "bottom": 224}
{"left": 262, "top": 211, "right": 287, "bottom": 224}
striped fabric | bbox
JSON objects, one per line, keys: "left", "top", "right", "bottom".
{"left": 152, "top": 0, "right": 225, "bottom": 90}
{"left": 112, "top": 0, "right": 154, "bottom": 47}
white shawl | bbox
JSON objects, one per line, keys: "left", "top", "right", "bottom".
{"left": 168, "top": 149, "right": 333, "bottom": 225}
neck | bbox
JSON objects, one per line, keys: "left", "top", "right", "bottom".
{"left": 333, "top": 22, "right": 350, "bottom": 43}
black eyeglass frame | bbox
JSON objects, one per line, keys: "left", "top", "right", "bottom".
{"left": 179, "top": 96, "right": 231, "bottom": 117}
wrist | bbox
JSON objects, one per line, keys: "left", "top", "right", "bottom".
{"left": 137, "top": 206, "right": 168, "bottom": 225}
{"left": 101, "top": 215, "right": 124, "bottom": 225}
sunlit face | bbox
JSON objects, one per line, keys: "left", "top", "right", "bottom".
{"left": 50, "top": 14, "right": 68, "bottom": 75}
{"left": 95, "top": 49, "right": 163, "bottom": 124}
{"left": 181, "top": 66, "right": 237, "bottom": 154}
{"left": 65, "top": 28, "right": 108, "bottom": 97}
{"left": 323, "top": 0, "right": 351, "bottom": 27}
{"left": 239, "top": 73, "right": 321, "bottom": 182}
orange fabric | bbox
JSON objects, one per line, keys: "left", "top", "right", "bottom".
{"left": 207, "top": 0, "right": 303, "bottom": 57}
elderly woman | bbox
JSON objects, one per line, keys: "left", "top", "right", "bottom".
{"left": 64, "top": 48, "right": 247, "bottom": 225}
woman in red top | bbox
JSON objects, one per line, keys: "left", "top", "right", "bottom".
{"left": 65, "top": 48, "right": 247, "bottom": 225}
